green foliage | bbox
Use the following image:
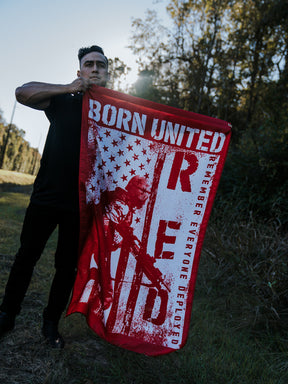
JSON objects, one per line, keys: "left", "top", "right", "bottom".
{"left": 129, "top": 0, "right": 288, "bottom": 223}
{"left": 201, "top": 203, "right": 288, "bottom": 331}
{"left": 0, "top": 111, "right": 41, "bottom": 175}
{"left": 218, "top": 79, "right": 288, "bottom": 224}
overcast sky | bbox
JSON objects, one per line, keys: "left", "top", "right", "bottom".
{"left": 0, "top": 0, "right": 168, "bottom": 153}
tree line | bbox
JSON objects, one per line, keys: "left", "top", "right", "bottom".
{"left": 0, "top": 111, "right": 41, "bottom": 175}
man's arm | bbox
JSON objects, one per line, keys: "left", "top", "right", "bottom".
{"left": 15, "top": 78, "right": 91, "bottom": 110}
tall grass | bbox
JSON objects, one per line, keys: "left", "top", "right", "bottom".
{"left": 201, "top": 200, "right": 288, "bottom": 332}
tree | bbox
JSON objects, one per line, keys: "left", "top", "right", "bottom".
{"left": 108, "top": 57, "right": 132, "bottom": 92}
{"left": 129, "top": 0, "right": 287, "bottom": 130}
{"left": 0, "top": 107, "right": 41, "bottom": 175}
{"left": 129, "top": 0, "right": 288, "bottom": 221}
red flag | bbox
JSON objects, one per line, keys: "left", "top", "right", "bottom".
{"left": 67, "top": 86, "right": 231, "bottom": 355}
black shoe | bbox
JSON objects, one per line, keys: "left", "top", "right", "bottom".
{"left": 42, "top": 318, "right": 65, "bottom": 349}
{"left": 0, "top": 311, "right": 15, "bottom": 337}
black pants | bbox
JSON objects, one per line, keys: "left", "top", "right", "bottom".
{"left": 0, "top": 203, "right": 79, "bottom": 322}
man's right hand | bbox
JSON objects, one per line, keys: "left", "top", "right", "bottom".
{"left": 68, "top": 77, "right": 93, "bottom": 94}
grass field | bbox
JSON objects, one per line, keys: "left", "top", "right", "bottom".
{"left": 0, "top": 169, "right": 35, "bottom": 194}
{"left": 0, "top": 170, "right": 287, "bottom": 384}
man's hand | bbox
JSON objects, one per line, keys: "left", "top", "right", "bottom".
{"left": 68, "top": 77, "right": 93, "bottom": 94}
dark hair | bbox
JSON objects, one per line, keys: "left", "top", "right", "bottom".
{"left": 78, "top": 45, "right": 108, "bottom": 66}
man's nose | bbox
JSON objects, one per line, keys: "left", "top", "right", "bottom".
{"left": 92, "top": 63, "right": 99, "bottom": 71}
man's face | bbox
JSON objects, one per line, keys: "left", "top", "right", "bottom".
{"left": 77, "top": 51, "right": 109, "bottom": 87}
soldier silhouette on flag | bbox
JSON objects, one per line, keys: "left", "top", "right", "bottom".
{"left": 101, "top": 176, "right": 151, "bottom": 309}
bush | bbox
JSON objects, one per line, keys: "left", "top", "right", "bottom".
{"left": 218, "top": 112, "right": 288, "bottom": 226}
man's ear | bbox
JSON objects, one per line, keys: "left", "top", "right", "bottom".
{"left": 77, "top": 70, "right": 81, "bottom": 78}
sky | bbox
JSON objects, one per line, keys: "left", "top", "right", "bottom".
{"left": 0, "top": 0, "right": 169, "bottom": 153}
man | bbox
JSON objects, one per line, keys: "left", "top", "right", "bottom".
{"left": 0, "top": 45, "right": 109, "bottom": 348}
{"left": 101, "top": 176, "right": 151, "bottom": 309}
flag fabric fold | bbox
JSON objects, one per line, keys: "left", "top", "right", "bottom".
{"left": 67, "top": 85, "right": 231, "bottom": 356}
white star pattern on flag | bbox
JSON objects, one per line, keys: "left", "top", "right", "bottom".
{"left": 86, "top": 124, "right": 158, "bottom": 207}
